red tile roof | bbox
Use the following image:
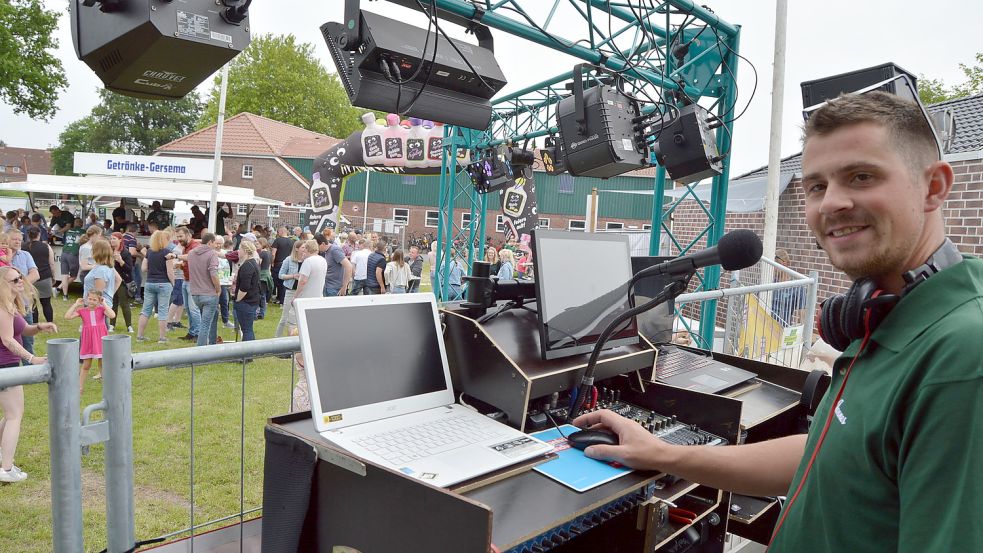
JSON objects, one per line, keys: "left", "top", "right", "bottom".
{"left": 0, "top": 146, "right": 53, "bottom": 175}
{"left": 155, "top": 112, "right": 338, "bottom": 158}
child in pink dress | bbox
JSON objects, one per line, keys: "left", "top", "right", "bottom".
{"left": 65, "top": 291, "right": 116, "bottom": 392}
{"left": 0, "top": 233, "right": 12, "bottom": 267}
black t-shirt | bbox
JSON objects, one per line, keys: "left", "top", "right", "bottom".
{"left": 271, "top": 237, "right": 293, "bottom": 266}
{"left": 259, "top": 250, "right": 272, "bottom": 271}
{"left": 365, "top": 252, "right": 387, "bottom": 288}
{"left": 235, "top": 259, "right": 261, "bottom": 304}
{"left": 27, "top": 241, "right": 52, "bottom": 280}
{"left": 112, "top": 207, "right": 127, "bottom": 231}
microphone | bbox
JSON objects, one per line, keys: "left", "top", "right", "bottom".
{"left": 637, "top": 229, "right": 763, "bottom": 279}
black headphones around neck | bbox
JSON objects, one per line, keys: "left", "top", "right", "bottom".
{"left": 818, "top": 239, "right": 963, "bottom": 352}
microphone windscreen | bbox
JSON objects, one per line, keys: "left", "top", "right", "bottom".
{"left": 717, "top": 229, "right": 763, "bottom": 270}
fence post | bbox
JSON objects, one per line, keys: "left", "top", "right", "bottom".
{"left": 47, "top": 338, "right": 83, "bottom": 553}
{"left": 803, "top": 270, "right": 819, "bottom": 352}
{"left": 103, "top": 334, "right": 135, "bottom": 553}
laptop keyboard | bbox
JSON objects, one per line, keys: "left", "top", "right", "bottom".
{"left": 656, "top": 348, "right": 716, "bottom": 379}
{"left": 352, "top": 413, "right": 511, "bottom": 466}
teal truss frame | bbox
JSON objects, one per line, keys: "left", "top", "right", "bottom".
{"left": 399, "top": 0, "right": 740, "bottom": 348}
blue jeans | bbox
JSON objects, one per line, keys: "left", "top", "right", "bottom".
{"left": 407, "top": 279, "right": 420, "bottom": 293}
{"left": 390, "top": 285, "right": 406, "bottom": 294}
{"left": 132, "top": 264, "right": 142, "bottom": 299}
{"left": 193, "top": 294, "right": 219, "bottom": 346}
{"left": 365, "top": 285, "right": 381, "bottom": 295}
{"left": 219, "top": 285, "right": 230, "bottom": 324}
{"left": 351, "top": 279, "right": 366, "bottom": 295}
{"left": 324, "top": 287, "right": 340, "bottom": 297}
{"left": 23, "top": 311, "right": 34, "bottom": 355}
{"left": 182, "top": 281, "right": 201, "bottom": 337}
{"left": 141, "top": 282, "right": 173, "bottom": 320}
{"left": 233, "top": 301, "right": 257, "bottom": 341}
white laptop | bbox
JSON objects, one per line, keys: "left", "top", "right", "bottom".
{"left": 295, "top": 293, "right": 553, "bottom": 488}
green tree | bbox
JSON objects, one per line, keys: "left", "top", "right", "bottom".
{"left": 50, "top": 90, "right": 202, "bottom": 175}
{"left": 919, "top": 52, "right": 983, "bottom": 105}
{"left": 89, "top": 88, "right": 203, "bottom": 155}
{"left": 50, "top": 116, "right": 101, "bottom": 175}
{"left": 200, "top": 34, "right": 362, "bottom": 138}
{"left": 0, "top": 0, "right": 68, "bottom": 119}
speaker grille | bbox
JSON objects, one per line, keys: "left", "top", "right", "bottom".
{"left": 99, "top": 49, "right": 123, "bottom": 73}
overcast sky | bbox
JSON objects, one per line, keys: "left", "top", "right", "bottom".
{"left": 2, "top": 0, "right": 981, "bottom": 176}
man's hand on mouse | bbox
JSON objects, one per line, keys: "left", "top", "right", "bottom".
{"left": 572, "top": 409, "right": 676, "bottom": 471}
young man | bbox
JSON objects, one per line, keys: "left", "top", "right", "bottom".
{"left": 350, "top": 238, "right": 371, "bottom": 295}
{"left": 364, "top": 238, "right": 388, "bottom": 295}
{"left": 174, "top": 227, "right": 202, "bottom": 341}
{"left": 271, "top": 226, "right": 294, "bottom": 304}
{"left": 315, "top": 232, "right": 352, "bottom": 297}
{"left": 405, "top": 245, "right": 424, "bottom": 293}
{"left": 59, "top": 219, "right": 85, "bottom": 299}
{"left": 188, "top": 233, "right": 221, "bottom": 346}
{"left": 574, "top": 92, "right": 983, "bottom": 552}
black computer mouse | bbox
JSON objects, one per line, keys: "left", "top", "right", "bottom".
{"left": 567, "top": 429, "right": 619, "bottom": 450}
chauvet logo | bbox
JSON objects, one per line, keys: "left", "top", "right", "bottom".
{"left": 834, "top": 399, "right": 847, "bottom": 425}
{"left": 142, "top": 70, "right": 187, "bottom": 82}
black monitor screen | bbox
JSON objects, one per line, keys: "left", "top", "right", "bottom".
{"left": 532, "top": 230, "right": 638, "bottom": 359}
{"left": 631, "top": 256, "right": 676, "bottom": 344}
{"left": 303, "top": 301, "right": 447, "bottom": 412}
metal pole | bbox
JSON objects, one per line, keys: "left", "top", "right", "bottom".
{"left": 103, "top": 334, "right": 135, "bottom": 553}
{"left": 208, "top": 64, "right": 230, "bottom": 234}
{"left": 803, "top": 270, "right": 819, "bottom": 353}
{"left": 47, "top": 338, "right": 83, "bottom": 553}
{"left": 363, "top": 171, "right": 371, "bottom": 232}
{"left": 761, "top": 0, "right": 788, "bottom": 288}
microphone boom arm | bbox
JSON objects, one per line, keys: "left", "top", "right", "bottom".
{"left": 567, "top": 272, "right": 693, "bottom": 422}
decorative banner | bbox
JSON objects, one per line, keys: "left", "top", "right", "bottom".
{"left": 307, "top": 116, "right": 537, "bottom": 242}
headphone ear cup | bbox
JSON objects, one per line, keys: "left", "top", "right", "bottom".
{"left": 819, "top": 294, "right": 850, "bottom": 352}
{"left": 841, "top": 278, "right": 878, "bottom": 341}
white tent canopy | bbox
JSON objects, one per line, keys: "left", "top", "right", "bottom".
{"left": 8, "top": 174, "right": 282, "bottom": 206}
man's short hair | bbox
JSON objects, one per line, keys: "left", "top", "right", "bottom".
{"left": 49, "top": 205, "right": 59, "bottom": 213}
{"left": 314, "top": 234, "right": 329, "bottom": 246}
{"left": 803, "top": 91, "right": 939, "bottom": 173}
{"left": 126, "top": 223, "right": 139, "bottom": 232}
{"left": 27, "top": 227, "right": 40, "bottom": 240}
{"left": 201, "top": 233, "right": 216, "bottom": 244}
{"left": 30, "top": 213, "right": 42, "bottom": 223}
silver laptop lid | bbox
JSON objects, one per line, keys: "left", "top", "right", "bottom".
{"left": 295, "top": 293, "right": 456, "bottom": 432}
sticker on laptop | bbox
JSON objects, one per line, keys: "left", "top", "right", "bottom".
{"left": 489, "top": 436, "right": 540, "bottom": 458}
{"left": 324, "top": 413, "right": 343, "bottom": 423}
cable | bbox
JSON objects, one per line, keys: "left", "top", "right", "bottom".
{"left": 418, "top": 0, "right": 496, "bottom": 93}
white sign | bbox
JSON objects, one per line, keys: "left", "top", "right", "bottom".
{"left": 73, "top": 152, "right": 217, "bottom": 181}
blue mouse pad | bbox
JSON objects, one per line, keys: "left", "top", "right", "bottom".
{"left": 530, "top": 425, "right": 634, "bottom": 492}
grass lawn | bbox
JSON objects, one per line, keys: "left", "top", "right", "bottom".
{"left": 4, "top": 273, "right": 433, "bottom": 552}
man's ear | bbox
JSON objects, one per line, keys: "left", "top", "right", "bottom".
{"left": 924, "top": 160, "right": 954, "bottom": 213}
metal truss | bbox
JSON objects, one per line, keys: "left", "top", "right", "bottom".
{"left": 400, "top": 0, "right": 742, "bottom": 346}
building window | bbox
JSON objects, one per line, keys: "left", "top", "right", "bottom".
{"left": 460, "top": 212, "right": 472, "bottom": 228}
{"left": 402, "top": 175, "right": 417, "bottom": 185}
{"left": 237, "top": 204, "right": 248, "bottom": 216}
{"left": 605, "top": 222, "right": 624, "bottom": 230}
{"left": 242, "top": 165, "right": 254, "bottom": 179}
{"left": 643, "top": 224, "right": 652, "bottom": 230}
{"left": 425, "top": 210, "right": 439, "bottom": 228}
{"left": 267, "top": 205, "right": 279, "bottom": 218}
{"left": 393, "top": 208, "right": 409, "bottom": 225}
{"left": 495, "top": 215, "right": 506, "bottom": 233}
{"left": 0, "top": 166, "right": 5, "bottom": 173}
{"left": 558, "top": 174, "right": 575, "bottom": 194}
{"left": 11, "top": 166, "right": 20, "bottom": 174}
{"left": 568, "top": 220, "right": 586, "bottom": 231}
{"left": 538, "top": 218, "right": 551, "bottom": 229}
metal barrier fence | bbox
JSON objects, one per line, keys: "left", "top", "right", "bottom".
{"left": 0, "top": 261, "right": 817, "bottom": 552}
{"left": 674, "top": 258, "right": 818, "bottom": 368}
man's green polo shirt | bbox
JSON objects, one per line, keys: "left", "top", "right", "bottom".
{"left": 770, "top": 256, "right": 983, "bottom": 553}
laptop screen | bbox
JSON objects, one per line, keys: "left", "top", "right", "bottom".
{"left": 303, "top": 300, "right": 447, "bottom": 413}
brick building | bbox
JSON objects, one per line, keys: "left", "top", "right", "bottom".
{"left": 0, "top": 145, "right": 53, "bottom": 183}
{"left": 667, "top": 92, "right": 983, "bottom": 303}
{"left": 155, "top": 112, "right": 340, "bottom": 227}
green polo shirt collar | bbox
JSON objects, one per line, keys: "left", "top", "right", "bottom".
{"left": 869, "top": 256, "right": 983, "bottom": 353}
